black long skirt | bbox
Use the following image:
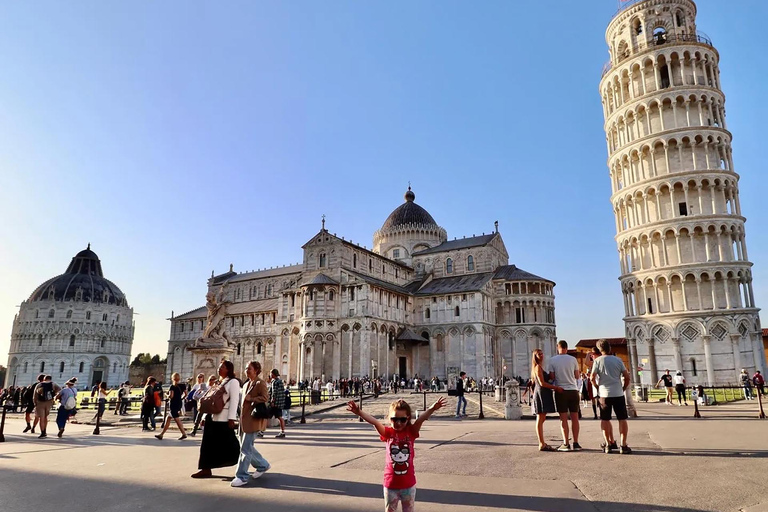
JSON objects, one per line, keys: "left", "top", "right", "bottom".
{"left": 198, "top": 416, "right": 240, "bottom": 470}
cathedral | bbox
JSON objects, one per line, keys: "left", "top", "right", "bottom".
{"left": 166, "top": 188, "right": 557, "bottom": 384}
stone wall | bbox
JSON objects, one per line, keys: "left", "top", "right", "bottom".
{"left": 129, "top": 363, "right": 167, "bottom": 386}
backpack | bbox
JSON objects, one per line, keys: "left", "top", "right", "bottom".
{"left": 154, "top": 390, "right": 162, "bottom": 407}
{"left": 63, "top": 391, "right": 76, "bottom": 411}
{"left": 199, "top": 381, "right": 228, "bottom": 415}
{"left": 284, "top": 391, "right": 291, "bottom": 410}
{"left": 118, "top": 387, "right": 126, "bottom": 398}
{"left": 41, "top": 382, "right": 54, "bottom": 402}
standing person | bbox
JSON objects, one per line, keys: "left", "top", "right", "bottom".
{"left": 455, "top": 371, "right": 467, "bottom": 419}
{"left": 673, "top": 371, "right": 688, "bottom": 406}
{"left": 231, "top": 361, "right": 271, "bottom": 487}
{"left": 190, "top": 375, "right": 216, "bottom": 436}
{"left": 141, "top": 377, "right": 157, "bottom": 431}
{"left": 55, "top": 378, "right": 78, "bottom": 438}
{"left": 549, "top": 340, "right": 582, "bottom": 451}
{"left": 656, "top": 370, "right": 674, "bottom": 405}
{"left": 191, "top": 360, "right": 241, "bottom": 479}
{"left": 34, "top": 375, "right": 61, "bottom": 439}
{"left": 741, "top": 369, "right": 754, "bottom": 400}
{"left": 118, "top": 382, "right": 131, "bottom": 415}
{"left": 590, "top": 339, "right": 631, "bottom": 454}
{"left": 188, "top": 373, "right": 206, "bottom": 424}
{"left": 96, "top": 382, "right": 111, "bottom": 420}
{"left": 531, "top": 349, "right": 563, "bottom": 452}
{"left": 268, "top": 369, "right": 287, "bottom": 438}
{"left": 753, "top": 370, "right": 765, "bottom": 396}
{"left": 153, "top": 380, "right": 164, "bottom": 420}
{"left": 348, "top": 396, "right": 446, "bottom": 512}
{"left": 155, "top": 372, "right": 188, "bottom": 440}
{"left": 23, "top": 375, "right": 44, "bottom": 433}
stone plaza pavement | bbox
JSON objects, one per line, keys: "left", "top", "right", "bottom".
{"left": 0, "top": 393, "right": 766, "bottom": 512}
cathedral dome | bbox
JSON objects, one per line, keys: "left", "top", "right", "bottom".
{"left": 380, "top": 187, "right": 438, "bottom": 231}
{"left": 28, "top": 245, "right": 127, "bottom": 306}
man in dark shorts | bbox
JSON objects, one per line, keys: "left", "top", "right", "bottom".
{"left": 656, "top": 370, "right": 674, "bottom": 405}
{"left": 549, "top": 340, "right": 582, "bottom": 451}
{"left": 590, "top": 339, "right": 631, "bottom": 454}
{"left": 23, "top": 375, "right": 44, "bottom": 433}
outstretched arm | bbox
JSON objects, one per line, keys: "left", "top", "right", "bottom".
{"left": 413, "top": 397, "right": 447, "bottom": 432}
{"left": 347, "top": 400, "right": 386, "bottom": 437}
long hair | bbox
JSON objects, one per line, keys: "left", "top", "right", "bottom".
{"left": 221, "top": 360, "right": 236, "bottom": 380}
{"left": 530, "top": 349, "right": 544, "bottom": 383}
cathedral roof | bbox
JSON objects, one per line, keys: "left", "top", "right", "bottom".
{"left": 493, "top": 265, "right": 553, "bottom": 283}
{"left": 28, "top": 245, "right": 128, "bottom": 306}
{"left": 415, "top": 272, "right": 495, "bottom": 295}
{"left": 303, "top": 273, "right": 338, "bottom": 286}
{"left": 412, "top": 233, "right": 497, "bottom": 256}
{"left": 396, "top": 328, "right": 428, "bottom": 343}
{"left": 380, "top": 187, "right": 439, "bottom": 232}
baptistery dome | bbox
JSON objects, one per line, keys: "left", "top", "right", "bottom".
{"left": 28, "top": 244, "right": 128, "bottom": 306}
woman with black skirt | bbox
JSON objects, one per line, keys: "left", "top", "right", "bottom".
{"left": 191, "top": 361, "right": 241, "bottom": 479}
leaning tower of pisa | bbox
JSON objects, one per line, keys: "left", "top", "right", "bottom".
{"left": 600, "top": 0, "right": 765, "bottom": 385}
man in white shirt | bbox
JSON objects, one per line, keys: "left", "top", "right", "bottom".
{"left": 548, "top": 340, "right": 582, "bottom": 451}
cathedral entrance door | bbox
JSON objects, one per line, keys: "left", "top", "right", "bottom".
{"left": 398, "top": 357, "right": 407, "bottom": 379}
{"left": 91, "top": 371, "right": 103, "bottom": 388}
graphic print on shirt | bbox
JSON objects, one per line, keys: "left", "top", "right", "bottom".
{"left": 390, "top": 439, "right": 411, "bottom": 475}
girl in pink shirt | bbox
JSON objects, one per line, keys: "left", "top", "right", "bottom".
{"left": 348, "top": 397, "right": 446, "bottom": 512}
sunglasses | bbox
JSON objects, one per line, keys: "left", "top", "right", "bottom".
{"left": 390, "top": 417, "right": 409, "bottom": 424}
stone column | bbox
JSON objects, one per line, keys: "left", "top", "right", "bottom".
{"left": 298, "top": 341, "right": 305, "bottom": 381}
{"left": 361, "top": 326, "right": 371, "bottom": 378}
{"left": 647, "top": 339, "right": 658, "bottom": 383}
{"left": 702, "top": 335, "right": 715, "bottom": 385}
{"left": 628, "top": 338, "right": 639, "bottom": 386}
{"left": 671, "top": 337, "right": 683, "bottom": 373}
{"left": 751, "top": 332, "right": 765, "bottom": 374}
{"left": 730, "top": 334, "right": 742, "bottom": 383}
{"left": 309, "top": 342, "right": 315, "bottom": 380}
{"left": 332, "top": 337, "right": 341, "bottom": 381}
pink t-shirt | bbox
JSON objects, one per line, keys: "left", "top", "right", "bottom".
{"left": 380, "top": 425, "right": 419, "bottom": 489}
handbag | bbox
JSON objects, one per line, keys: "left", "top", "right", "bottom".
{"left": 199, "top": 381, "right": 228, "bottom": 415}
{"left": 250, "top": 401, "right": 271, "bottom": 419}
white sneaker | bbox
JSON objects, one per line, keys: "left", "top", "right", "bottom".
{"left": 250, "top": 471, "right": 264, "bottom": 480}
{"left": 230, "top": 477, "right": 248, "bottom": 487}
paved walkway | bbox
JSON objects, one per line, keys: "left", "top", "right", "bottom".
{"left": 0, "top": 396, "right": 766, "bottom": 511}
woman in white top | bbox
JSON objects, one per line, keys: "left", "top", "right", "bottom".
{"left": 673, "top": 371, "right": 688, "bottom": 406}
{"left": 191, "top": 361, "right": 242, "bottom": 479}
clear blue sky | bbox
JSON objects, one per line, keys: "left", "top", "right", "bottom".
{"left": 1, "top": 1, "right": 766, "bottom": 360}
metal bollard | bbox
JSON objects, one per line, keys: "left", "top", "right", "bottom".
{"left": 692, "top": 387, "right": 701, "bottom": 418}
{"left": 478, "top": 389, "right": 485, "bottom": 420}
{"left": 0, "top": 402, "right": 7, "bottom": 442}
{"left": 300, "top": 393, "right": 306, "bottom": 424}
{"left": 358, "top": 392, "right": 364, "bottom": 422}
{"left": 757, "top": 388, "right": 766, "bottom": 419}
{"left": 422, "top": 391, "right": 427, "bottom": 412}
{"left": 93, "top": 408, "right": 101, "bottom": 435}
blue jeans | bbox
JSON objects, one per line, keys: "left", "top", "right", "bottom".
{"left": 236, "top": 431, "right": 270, "bottom": 480}
{"left": 456, "top": 396, "right": 467, "bottom": 416}
{"left": 56, "top": 406, "right": 71, "bottom": 430}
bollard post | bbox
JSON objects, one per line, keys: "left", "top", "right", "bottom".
{"left": 0, "top": 402, "right": 7, "bottom": 442}
{"left": 358, "top": 391, "right": 364, "bottom": 422}
{"left": 757, "top": 387, "right": 766, "bottom": 419}
{"left": 693, "top": 387, "right": 701, "bottom": 418}
{"left": 300, "top": 392, "right": 306, "bottom": 424}
{"left": 93, "top": 408, "right": 101, "bottom": 435}
{"left": 478, "top": 389, "right": 485, "bottom": 420}
{"left": 423, "top": 391, "right": 427, "bottom": 412}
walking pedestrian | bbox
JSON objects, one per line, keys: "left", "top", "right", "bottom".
{"left": 656, "top": 370, "right": 674, "bottom": 405}
{"left": 191, "top": 361, "right": 241, "bottom": 479}
{"left": 590, "top": 339, "right": 631, "bottom": 454}
{"left": 188, "top": 373, "right": 206, "bottom": 420}
{"left": 190, "top": 375, "right": 216, "bottom": 436}
{"left": 455, "top": 371, "right": 467, "bottom": 418}
{"left": 96, "top": 382, "right": 111, "bottom": 420}
{"left": 155, "top": 372, "right": 188, "bottom": 440}
{"left": 549, "top": 340, "right": 582, "bottom": 451}
{"left": 673, "top": 371, "right": 688, "bottom": 406}
{"left": 23, "top": 375, "right": 44, "bottom": 433}
{"left": 741, "top": 369, "right": 754, "bottom": 400}
{"left": 268, "top": 369, "right": 287, "bottom": 438}
{"left": 531, "top": 349, "right": 563, "bottom": 452}
{"left": 231, "top": 361, "right": 271, "bottom": 487}
{"left": 753, "top": 370, "right": 765, "bottom": 396}
{"left": 55, "top": 378, "right": 78, "bottom": 438}
{"left": 141, "top": 377, "right": 157, "bottom": 431}
{"left": 34, "top": 375, "right": 60, "bottom": 439}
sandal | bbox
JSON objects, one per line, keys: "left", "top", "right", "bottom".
{"left": 538, "top": 444, "right": 557, "bottom": 452}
